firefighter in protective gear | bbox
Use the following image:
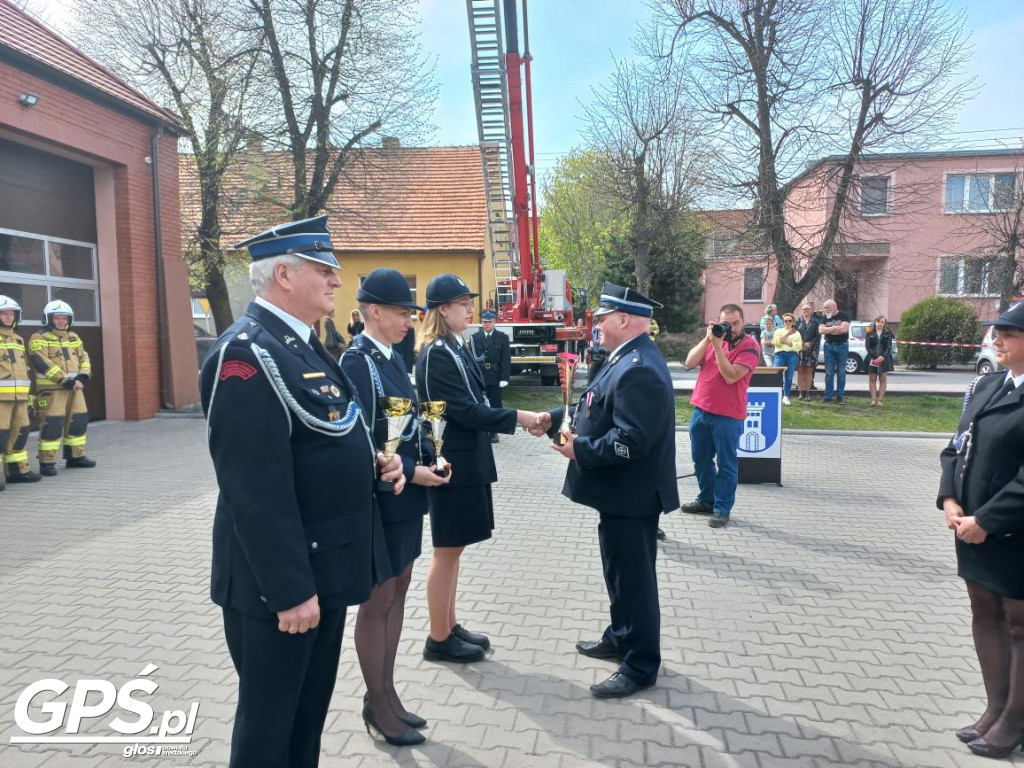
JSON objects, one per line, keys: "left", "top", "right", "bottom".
{"left": 29, "top": 300, "right": 97, "bottom": 475}
{"left": 0, "top": 296, "right": 40, "bottom": 488}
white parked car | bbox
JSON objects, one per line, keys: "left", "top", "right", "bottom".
{"left": 817, "top": 321, "right": 900, "bottom": 375}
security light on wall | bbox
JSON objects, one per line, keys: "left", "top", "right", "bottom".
{"left": 18, "top": 93, "right": 39, "bottom": 108}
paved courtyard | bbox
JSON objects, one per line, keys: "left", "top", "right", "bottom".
{"left": 0, "top": 418, "right": 1016, "bottom": 768}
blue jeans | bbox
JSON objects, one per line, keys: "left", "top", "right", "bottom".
{"left": 823, "top": 342, "right": 848, "bottom": 399}
{"left": 772, "top": 350, "right": 798, "bottom": 396}
{"left": 689, "top": 407, "right": 743, "bottom": 517}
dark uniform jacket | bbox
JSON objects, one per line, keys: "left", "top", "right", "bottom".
{"left": 939, "top": 372, "right": 1024, "bottom": 543}
{"left": 415, "top": 334, "right": 517, "bottom": 488}
{"left": 200, "top": 302, "right": 384, "bottom": 617}
{"left": 469, "top": 328, "right": 512, "bottom": 386}
{"left": 549, "top": 334, "right": 679, "bottom": 518}
{"left": 341, "top": 333, "right": 432, "bottom": 524}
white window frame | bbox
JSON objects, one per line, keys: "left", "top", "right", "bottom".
{"left": 943, "top": 171, "right": 1019, "bottom": 214}
{"left": 936, "top": 255, "right": 1000, "bottom": 298}
{"left": 860, "top": 174, "right": 891, "bottom": 217}
{"left": 742, "top": 266, "right": 764, "bottom": 303}
{"left": 0, "top": 227, "right": 100, "bottom": 326}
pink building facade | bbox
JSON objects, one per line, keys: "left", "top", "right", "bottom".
{"left": 702, "top": 149, "right": 1023, "bottom": 323}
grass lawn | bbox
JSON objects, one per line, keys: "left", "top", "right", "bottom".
{"left": 501, "top": 389, "right": 961, "bottom": 434}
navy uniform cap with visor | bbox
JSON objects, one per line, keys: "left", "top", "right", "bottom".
{"left": 426, "top": 273, "right": 479, "bottom": 308}
{"left": 357, "top": 267, "right": 423, "bottom": 310}
{"left": 233, "top": 214, "right": 339, "bottom": 268}
{"left": 480, "top": 310, "right": 497, "bottom": 321}
{"left": 592, "top": 282, "right": 663, "bottom": 318}
{"left": 983, "top": 302, "right": 1024, "bottom": 331}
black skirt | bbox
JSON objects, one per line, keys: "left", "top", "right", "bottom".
{"left": 957, "top": 536, "right": 1024, "bottom": 599}
{"left": 381, "top": 516, "right": 423, "bottom": 577}
{"left": 426, "top": 484, "right": 494, "bottom": 548}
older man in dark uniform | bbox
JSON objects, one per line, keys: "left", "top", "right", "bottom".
{"left": 537, "top": 282, "right": 679, "bottom": 698}
{"left": 470, "top": 309, "right": 512, "bottom": 443}
{"left": 200, "top": 215, "right": 403, "bottom": 768}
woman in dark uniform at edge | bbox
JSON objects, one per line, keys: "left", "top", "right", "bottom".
{"left": 340, "top": 269, "right": 451, "bottom": 747}
{"left": 415, "top": 273, "right": 542, "bottom": 662}
{"left": 939, "top": 302, "right": 1024, "bottom": 759}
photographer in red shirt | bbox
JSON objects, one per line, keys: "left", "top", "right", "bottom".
{"left": 683, "top": 304, "right": 760, "bottom": 528}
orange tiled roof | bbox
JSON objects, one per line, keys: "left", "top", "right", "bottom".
{"left": 0, "top": 0, "right": 176, "bottom": 124}
{"left": 181, "top": 146, "right": 487, "bottom": 253}
{"left": 698, "top": 208, "right": 753, "bottom": 234}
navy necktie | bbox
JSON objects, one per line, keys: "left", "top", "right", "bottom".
{"left": 989, "top": 378, "right": 1016, "bottom": 407}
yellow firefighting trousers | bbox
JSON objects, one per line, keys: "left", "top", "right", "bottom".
{"left": 35, "top": 388, "right": 88, "bottom": 464}
{"left": 0, "top": 401, "right": 31, "bottom": 475}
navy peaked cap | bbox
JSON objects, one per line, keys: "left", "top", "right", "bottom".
{"left": 426, "top": 273, "right": 478, "bottom": 307}
{"left": 233, "top": 215, "right": 339, "bottom": 268}
{"left": 983, "top": 301, "right": 1024, "bottom": 330}
{"left": 593, "top": 282, "right": 663, "bottom": 318}
{"left": 357, "top": 268, "right": 423, "bottom": 310}
{"left": 480, "top": 310, "right": 497, "bottom": 320}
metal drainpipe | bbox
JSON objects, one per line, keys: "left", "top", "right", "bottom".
{"left": 151, "top": 125, "right": 172, "bottom": 410}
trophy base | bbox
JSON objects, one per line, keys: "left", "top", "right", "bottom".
{"left": 375, "top": 479, "right": 396, "bottom": 493}
{"left": 555, "top": 432, "right": 570, "bottom": 446}
{"left": 433, "top": 463, "right": 451, "bottom": 478}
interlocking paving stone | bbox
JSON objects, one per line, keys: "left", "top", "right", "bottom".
{"left": 1, "top": 420, "right": 1019, "bottom": 766}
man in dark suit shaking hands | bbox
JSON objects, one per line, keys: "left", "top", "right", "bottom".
{"left": 534, "top": 283, "right": 679, "bottom": 698}
{"left": 200, "top": 216, "right": 404, "bottom": 767}
{"left": 471, "top": 309, "right": 512, "bottom": 443}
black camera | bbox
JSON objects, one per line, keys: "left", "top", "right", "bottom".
{"left": 711, "top": 321, "right": 733, "bottom": 341}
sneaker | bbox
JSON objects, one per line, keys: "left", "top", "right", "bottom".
{"left": 836, "top": 397, "right": 845, "bottom": 404}
{"left": 680, "top": 500, "right": 713, "bottom": 515}
{"left": 782, "top": 396, "right": 791, "bottom": 406}
{"left": 709, "top": 513, "right": 729, "bottom": 528}
{"left": 823, "top": 398, "right": 833, "bottom": 404}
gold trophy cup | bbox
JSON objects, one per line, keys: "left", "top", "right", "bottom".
{"left": 376, "top": 396, "right": 414, "bottom": 492}
{"left": 555, "top": 352, "right": 581, "bottom": 445}
{"left": 418, "top": 400, "right": 450, "bottom": 477}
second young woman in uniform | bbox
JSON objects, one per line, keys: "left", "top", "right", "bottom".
{"left": 415, "top": 273, "right": 542, "bottom": 662}
{"left": 341, "top": 269, "right": 450, "bottom": 746}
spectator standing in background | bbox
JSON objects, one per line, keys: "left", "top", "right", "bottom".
{"left": 760, "top": 316, "right": 776, "bottom": 367}
{"left": 818, "top": 299, "right": 851, "bottom": 404}
{"left": 321, "top": 308, "right": 346, "bottom": 362}
{"left": 347, "top": 309, "right": 365, "bottom": 339}
{"left": 759, "top": 304, "right": 783, "bottom": 335}
{"left": 866, "top": 316, "right": 894, "bottom": 406}
{"left": 772, "top": 313, "right": 802, "bottom": 406}
{"left": 796, "top": 302, "right": 820, "bottom": 401}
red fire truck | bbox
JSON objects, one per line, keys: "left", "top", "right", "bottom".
{"left": 466, "top": 0, "right": 587, "bottom": 385}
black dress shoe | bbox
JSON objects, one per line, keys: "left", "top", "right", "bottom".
{"left": 590, "top": 672, "right": 652, "bottom": 698}
{"left": 575, "top": 640, "right": 622, "bottom": 661}
{"left": 967, "top": 731, "right": 1024, "bottom": 758}
{"left": 956, "top": 725, "right": 985, "bottom": 743}
{"left": 65, "top": 456, "right": 97, "bottom": 468}
{"left": 423, "top": 633, "right": 484, "bottom": 663}
{"left": 490, "top": 435, "right": 500, "bottom": 444}
{"left": 39, "top": 464, "right": 57, "bottom": 477}
{"left": 452, "top": 623, "right": 490, "bottom": 650}
{"left": 362, "top": 704, "right": 425, "bottom": 746}
{"left": 656, "top": 527, "right": 666, "bottom": 541}
{"left": 680, "top": 500, "right": 713, "bottom": 515}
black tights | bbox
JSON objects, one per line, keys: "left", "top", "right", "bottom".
{"left": 966, "top": 581, "right": 1024, "bottom": 746}
{"left": 355, "top": 563, "right": 414, "bottom": 736}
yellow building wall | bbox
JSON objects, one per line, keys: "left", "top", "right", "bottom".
{"left": 332, "top": 249, "right": 496, "bottom": 318}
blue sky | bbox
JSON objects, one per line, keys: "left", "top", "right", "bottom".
{"left": 31, "top": 0, "right": 1024, "bottom": 182}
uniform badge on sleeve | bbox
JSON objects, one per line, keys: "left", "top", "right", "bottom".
{"left": 614, "top": 442, "right": 630, "bottom": 459}
{"left": 220, "top": 361, "right": 257, "bottom": 381}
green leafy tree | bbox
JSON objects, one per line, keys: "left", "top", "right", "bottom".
{"left": 896, "top": 297, "right": 979, "bottom": 368}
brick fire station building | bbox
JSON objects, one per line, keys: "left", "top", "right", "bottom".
{"left": 0, "top": 0, "right": 199, "bottom": 420}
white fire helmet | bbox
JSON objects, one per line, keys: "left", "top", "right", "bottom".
{"left": 43, "top": 299, "right": 75, "bottom": 328}
{"left": 0, "top": 295, "right": 21, "bottom": 327}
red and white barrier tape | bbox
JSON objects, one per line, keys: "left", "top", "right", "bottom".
{"left": 894, "top": 340, "right": 981, "bottom": 348}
